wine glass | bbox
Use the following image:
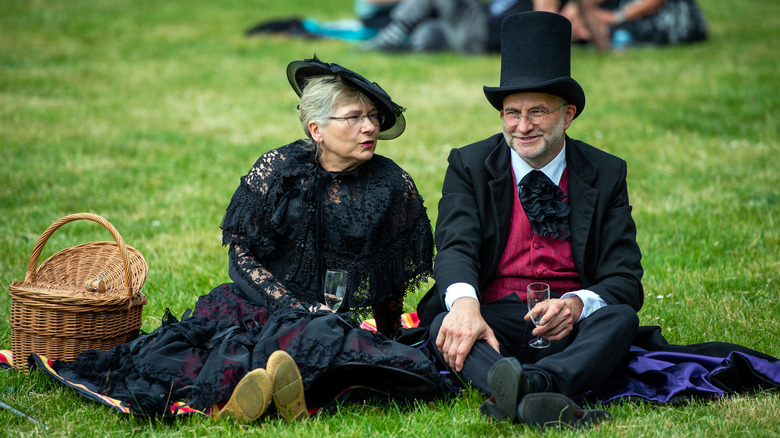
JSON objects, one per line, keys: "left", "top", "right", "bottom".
{"left": 527, "top": 282, "right": 551, "bottom": 348}
{"left": 323, "top": 269, "right": 348, "bottom": 312}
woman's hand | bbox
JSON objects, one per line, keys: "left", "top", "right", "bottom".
{"left": 313, "top": 303, "right": 332, "bottom": 312}
{"left": 297, "top": 302, "right": 329, "bottom": 313}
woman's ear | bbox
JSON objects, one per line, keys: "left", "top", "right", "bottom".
{"left": 308, "top": 120, "right": 323, "bottom": 144}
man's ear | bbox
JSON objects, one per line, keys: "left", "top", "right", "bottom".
{"left": 563, "top": 104, "right": 577, "bottom": 130}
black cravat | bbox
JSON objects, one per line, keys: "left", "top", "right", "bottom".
{"left": 517, "top": 170, "right": 571, "bottom": 240}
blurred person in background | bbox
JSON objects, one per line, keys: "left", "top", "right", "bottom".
{"left": 245, "top": 0, "right": 402, "bottom": 42}
{"left": 567, "top": 0, "right": 707, "bottom": 51}
{"left": 361, "top": 0, "right": 567, "bottom": 54}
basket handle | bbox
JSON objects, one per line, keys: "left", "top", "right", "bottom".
{"left": 24, "top": 213, "right": 135, "bottom": 298}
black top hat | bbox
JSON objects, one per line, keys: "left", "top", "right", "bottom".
{"left": 287, "top": 55, "right": 406, "bottom": 140}
{"left": 483, "top": 12, "right": 586, "bottom": 118}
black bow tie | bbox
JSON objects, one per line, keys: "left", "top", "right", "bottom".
{"left": 518, "top": 170, "right": 571, "bottom": 240}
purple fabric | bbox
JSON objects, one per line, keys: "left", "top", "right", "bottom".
{"left": 746, "top": 352, "right": 780, "bottom": 381}
{"left": 585, "top": 347, "right": 780, "bottom": 404}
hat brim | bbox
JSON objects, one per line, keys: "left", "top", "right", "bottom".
{"left": 287, "top": 56, "right": 406, "bottom": 140}
{"left": 483, "top": 77, "right": 585, "bottom": 119}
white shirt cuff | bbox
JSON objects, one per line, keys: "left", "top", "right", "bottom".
{"left": 561, "top": 289, "right": 608, "bottom": 322}
{"left": 444, "top": 282, "right": 479, "bottom": 310}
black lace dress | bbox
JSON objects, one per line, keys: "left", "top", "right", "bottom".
{"left": 42, "top": 141, "right": 455, "bottom": 416}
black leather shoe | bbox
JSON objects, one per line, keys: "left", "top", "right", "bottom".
{"left": 486, "top": 357, "right": 527, "bottom": 422}
{"left": 478, "top": 397, "right": 505, "bottom": 421}
{"left": 517, "top": 392, "right": 612, "bottom": 428}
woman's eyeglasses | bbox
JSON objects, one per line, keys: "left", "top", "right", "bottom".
{"left": 329, "top": 112, "right": 385, "bottom": 127}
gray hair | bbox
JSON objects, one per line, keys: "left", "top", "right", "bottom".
{"left": 298, "top": 76, "right": 374, "bottom": 146}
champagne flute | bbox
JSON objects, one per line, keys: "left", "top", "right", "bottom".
{"left": 323, "top": 269, "right": 348, "bottom": 312}
{"left": 527, "top": 282, "right": 551, "bottom": 348}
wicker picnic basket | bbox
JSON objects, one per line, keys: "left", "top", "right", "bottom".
{"left": 9, "top": 213, "right": 148, "bottom": 372}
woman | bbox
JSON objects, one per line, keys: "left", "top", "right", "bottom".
{"left": 33, "top": 55, "right": 454, "bottom": 422}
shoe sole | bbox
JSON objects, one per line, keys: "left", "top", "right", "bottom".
{"left": 487, "top": 357, "right": 525, "bottom": 422}
{"left": 517, "top": 392, "right": 612, "bottom": 428}
{"left": 218, "top": 368, "right": 272, "bottom": 422}
{"left": 267, "top": 351, "right": 308, "bottom": 422}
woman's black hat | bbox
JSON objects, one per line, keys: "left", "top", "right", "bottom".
{"left": 483, "top": 12, "right": 586, "bottom": 118}
{"left": 287, "top": 55, "right": 406, "bottom": 140}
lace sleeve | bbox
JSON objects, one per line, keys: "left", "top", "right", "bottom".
{"left": 228, "top": 242, "right": 301, "bottom": 310}
{"left": 220, "top": 144, "right": 320, "bottom": 310}
{"left": 386, "top": 168, "right": 435, "bottom": 293}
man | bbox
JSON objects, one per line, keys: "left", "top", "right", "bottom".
{"left": 417, "top": 11, "right": 644, "bottom": 427}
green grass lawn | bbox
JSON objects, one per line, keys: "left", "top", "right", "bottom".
{"left": 1, "top": 0, "right": 778, "bottom": 436}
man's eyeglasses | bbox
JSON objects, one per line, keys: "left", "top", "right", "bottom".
{"left": 501, "top": 103, "right": 567, "bottom": 126}
{"left": 329, "top": 112, "right": 385, "bottom": 127}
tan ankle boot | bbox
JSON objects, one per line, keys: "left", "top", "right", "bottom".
{"left": 266, "top": 350, "right": 308, "bottom": 422}
{"left": 217, "top": 368, "right": 273, "bottom": 422}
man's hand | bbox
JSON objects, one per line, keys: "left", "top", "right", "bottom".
{"left": 524, "top": 296, "right": 583, "bottom": 341}
{"left": 436, "top": 297, "right": 500, "bottom": 372}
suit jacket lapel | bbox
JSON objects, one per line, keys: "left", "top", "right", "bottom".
{"left": 566, "top": 139, "right": 598, "bottom": 280}
{"left": 485, "top": 138, "right": 515, "bottom": 276}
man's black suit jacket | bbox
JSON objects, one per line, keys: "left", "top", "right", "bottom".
{"left": 418, "top": 133, "right": 644, "bottom": 326}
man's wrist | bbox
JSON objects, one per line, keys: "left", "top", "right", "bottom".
{"left": 444, "top": 282, "right": 478, "bottom": 310}
{"left": 561, "top": 289, "right": 607, "bottom": 322}
{"left": 451, "top": 296, "right": 479, "bottom": 308}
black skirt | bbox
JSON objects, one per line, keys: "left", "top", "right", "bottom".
{"left": 40, "top": 283, "right": 456, "bottom": 417}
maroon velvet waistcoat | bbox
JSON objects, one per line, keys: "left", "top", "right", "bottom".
{"left": 482, "top": 167, "right": 582, "bottom": 303}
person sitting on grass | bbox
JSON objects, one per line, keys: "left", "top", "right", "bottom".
{"left": 361, "top": 0, "right": 566, "bottom": 54}
{"left": 568, "top": 0, "right": 708, "bottom": 52}
{"left": 31, "top": 55, "right": 455, "bottom": 422}
{"left": 417, "top": 11, "right": 780, "bottom": 429}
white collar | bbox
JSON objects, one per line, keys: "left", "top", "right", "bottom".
{"left": 510, "top": 140, "right": 567, "bottom": 186}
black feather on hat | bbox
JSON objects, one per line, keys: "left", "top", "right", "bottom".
{"left": 483, "top": 12, "right": 586, "bottom": 118}
{"left": 287, "top": 55, "right": 406, "bottom": 139}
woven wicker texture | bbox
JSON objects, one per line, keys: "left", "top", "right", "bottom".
{"left": 9, "top": 213, "right": 148, "bottom": 372}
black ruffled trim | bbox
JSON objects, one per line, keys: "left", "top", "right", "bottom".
{"left": 518, "top": 170, "right": 571, "bottom": 240}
